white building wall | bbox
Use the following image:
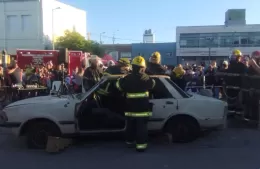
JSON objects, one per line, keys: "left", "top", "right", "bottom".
{"left": 42, "top": 0, "right": 87, "bottom": 48}
{"left": 0, "top": 0, "right": 43, "bottom": 54}
{"left": 176, "top": 24, "right": 260, "bottom": 57}
{"left": 0, "top": 0, "right": 87, "bottom": 54}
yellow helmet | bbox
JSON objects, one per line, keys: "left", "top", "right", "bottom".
{"left": 230, "top": 49, "right": 242, "bottom": 60}
{"left": 232, "top": 49, "right": 242, "bottom": 56}
{"left": 118, "top": 58, "right": 130, "bottom": 66}
{"left": 131, "top": 56, "right": 146, "bottom": 68}
{"left": 151, "top": 51, "right": 161, "bottom": 62}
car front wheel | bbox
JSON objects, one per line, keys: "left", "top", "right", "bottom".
{"left": 166, "top": 116, "right": 200, "bottom": 143}
{"left": 26, "top": 121, "right": 61, "bottom": 149}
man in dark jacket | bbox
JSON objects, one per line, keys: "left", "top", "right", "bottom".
{"left": 116, "top": 56, "right": 155, "bottom": 152}
{"left": 146, "top": 51, "right": 166, "bottom": 75}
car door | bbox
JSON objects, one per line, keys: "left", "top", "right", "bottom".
{"left": 75, "top": 78, "right": 125, "bottom": 132}
{"left": 74, "top": 78, "right": 106, "bottom": 130}
{"left": 149, "top": 78, "right": 178, "bottom": 127}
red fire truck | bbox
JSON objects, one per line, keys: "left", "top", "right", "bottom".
{"left": 16, "top": 49, "right": 88, "bottom": 75}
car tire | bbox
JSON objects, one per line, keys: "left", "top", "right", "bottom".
{"left": 166, "top": 116, "right": 200, "bottom": 143}
{"left": 26, "top": 121, "right": 61, "bottom": 149}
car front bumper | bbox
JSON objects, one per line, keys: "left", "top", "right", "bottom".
{"left": 0, "top": 122, "right": 21, "bottom": 136}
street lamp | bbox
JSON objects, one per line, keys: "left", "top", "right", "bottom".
{"left": 52, "top": 7, "right": 61, "bottom": 50}
{"left": 99, "top": 32, "right": 105, "bottom": 44}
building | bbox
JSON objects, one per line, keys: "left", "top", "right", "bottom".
{"left": 101, "top": 44, "right": 132, "bottom": 61}
{"left": 0, "top": 0, "right": 87, "bottom": 55}
{"left": 132, "top": 43, "right": 177, "bottom": 66}
{"left": 143, "top": 29, "right": 155, "bottom": 43}
{"left": 176, "top": 9, "right": 260, "bottom": 64}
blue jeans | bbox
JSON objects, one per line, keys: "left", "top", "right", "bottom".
{"left": 214, "top": 87, "right": 219, "bottom": 99}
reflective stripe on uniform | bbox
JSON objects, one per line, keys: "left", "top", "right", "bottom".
{"left": 97, "top": 82, "right": 111, "bottom": 96}
{"left": 136, "top": 144, "right": 147, "bottom": 149}
{"left": 116, "top": 80, "right": 123, "bottom": 91}
{"left": 125, "top": 112, "right": 152, "bottom": 117}
{"left": 152, "top": 79, "right": 156, "bottom": 88}
{"left": 126, "top": 92, "right": 149, "bottom": 98}
{"left": 96, "top": 89, "right": 109, "bottom": 95}
{"left": 103, "top": 72, "right": 111, "bottom": 76}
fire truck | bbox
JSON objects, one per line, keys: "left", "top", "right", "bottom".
{"left": 16, "top": 49, "right": 89, "bottom": 75}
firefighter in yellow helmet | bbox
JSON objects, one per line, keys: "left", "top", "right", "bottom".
{"left": 225, "top": 49, "right": 247, "bottom": 113}
{"left": 146, "top": 51, "right": 166, "bottom": 75}
{"left": 104, "top": 58, "right": 131, "bottom": 75}
{"left": 116, "top": 56, "right": 155, "bottom": 152}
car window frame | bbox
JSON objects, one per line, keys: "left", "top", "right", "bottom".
{"left": 150, "top": 77, "right": 174, "bottom": 99}
{"left": 79, "top": 78, "right": 107, "bottom": 101}
{"left": 164, "top": 78, "right": 190, "bottom": 98}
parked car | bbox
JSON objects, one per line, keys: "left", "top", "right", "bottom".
{"left": 0, "top": 75, "right": 227, "bottom": 149}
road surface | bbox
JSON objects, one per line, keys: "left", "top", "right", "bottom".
{"left": 1, "top": 125, "right": 260, "bottom": 169}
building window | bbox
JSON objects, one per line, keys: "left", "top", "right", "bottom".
{"left": 21, "top": 15, "right": 32, "bottom": 32}
{"left": 179, "top": 37, "right": 199, "bottom": 48}
{"left": 180, "top": 32, "right": 260, "bottom": 48}
{"left": 7, "top": 15, "right": 19, "bottom": 33}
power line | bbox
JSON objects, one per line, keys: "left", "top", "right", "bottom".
{"left": 89, "top": 32, "right": 172, "bottom": 43}
{"left": 90, "top": 32, "right": 142, "bottom": 42}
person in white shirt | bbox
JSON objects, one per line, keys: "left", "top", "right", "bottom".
{"left": 73, "top": 67, "right": 84, "bottom": 93}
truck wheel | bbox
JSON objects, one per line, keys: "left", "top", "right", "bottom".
{"left": 26, "top": 121, "right": 61, "bottom": 149}
{"left": 166, "top": 116, "right": 200, "bottom": 143}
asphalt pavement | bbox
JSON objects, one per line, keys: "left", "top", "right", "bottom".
{"left": 1, "top": 121, "right": 260, "bottom": 169}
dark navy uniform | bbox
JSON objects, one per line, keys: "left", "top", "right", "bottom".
{"left": 116, "top": 72, "right": 155, "bottom": 151}
{"left": 146, "top": 62, "right": 166, "bottom": 75}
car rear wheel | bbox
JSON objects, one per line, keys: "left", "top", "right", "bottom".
{"left": 165, "top": 116, "right": 200, "bottom": 143}
{"left": 26, "top": 121, "right": 61, "bottom": 149}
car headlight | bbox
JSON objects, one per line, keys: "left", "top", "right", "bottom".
{"left": 0, "top": 110, "right": 8, "bottom": 123}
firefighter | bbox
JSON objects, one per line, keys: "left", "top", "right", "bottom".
{"left": 82, "top": 55, "right": 102, "bottom": 91}
{"left": 225, "top": 49, "right": 247, "bottom": 113}
{"left": 104, "top": 58, "right": 131, "bottom": 75}
{"left": 116, "top": 56, "right": 156, "bottom": 152}
{"left": 146, "top": 51, "right": 166, "bottom": 75}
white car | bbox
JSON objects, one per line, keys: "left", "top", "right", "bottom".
{"left": 0, "top": 75, "right": 227, "bottom": 149}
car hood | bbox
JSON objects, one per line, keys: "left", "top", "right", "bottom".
{"left": 5, "top": 96, "right": 69, "bottom": 108}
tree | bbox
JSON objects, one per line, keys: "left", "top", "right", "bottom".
{"left": 55, "top": 30, "right": 105, "bottom": 57}
{"left": 55, "top": 30, "right": 86, "bottom": 50}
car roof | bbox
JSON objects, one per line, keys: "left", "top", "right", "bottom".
{"left": 103, "top": 74, "right": 170, "bottom": 80}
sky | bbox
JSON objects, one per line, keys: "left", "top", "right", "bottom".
{"left": 60, "top": 0, "right": 259, "bottom": 44}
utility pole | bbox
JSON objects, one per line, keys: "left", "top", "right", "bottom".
{"left": 112, "top": 33, "right": 115, "bottom": 44}
{"left": 206, "top": 37, "right": 214, "bottom": 64}
{"left": 99, "top": 32, "right": 105, "bottom": 44}
{"left": 112, "top": 30, "right": 119, "bottom": 44}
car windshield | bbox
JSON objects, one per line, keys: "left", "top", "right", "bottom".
{"left": 165, "top": 78, "right": 191, "bottom": 98}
